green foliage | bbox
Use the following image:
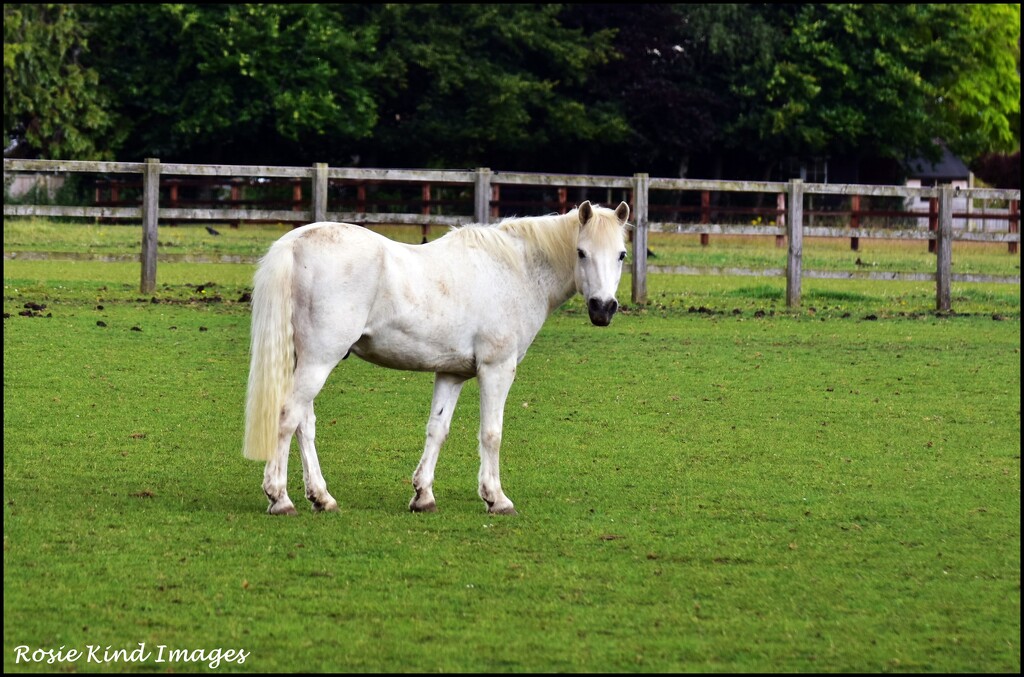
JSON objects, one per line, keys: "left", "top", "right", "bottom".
{"left": 750, "top": 4, "right": 1020, "bottom": 162}
{"left": 358, "top": 3, "right": 628, "bottom": 168}
{"left": 3, "top": 4, "right": 1019, "bottom": 173}
{"left": 5, "top": 218, "right": 1021, "bottom": 283}
{"left": 3, "top": 4, "right": 120, "bottom": 159}
{"left": 937, "top": 4, "right": 1021, "bottom": 158}
{"left": 566, "top": 4, "right": 1021, "bottom": 177}
{"left": 83, "top": 4, "right": 380, "bottom": 163}
{"left": 566, "top": 4, "right": 781, "bottom": 174}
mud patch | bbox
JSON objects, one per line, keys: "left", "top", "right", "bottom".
{"left": 16, "top": 302, "right": 51, "bottom": 318}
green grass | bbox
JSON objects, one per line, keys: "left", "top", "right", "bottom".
{"left": 3, "top": 238, "right": 1020, "bottom": 672}
{"left": 2, "top": 218, "right": 436, "bottom": 259}
{"left": 640, "top": 274, "right": 1020, "bottom": 320}
{"left": 5, "top": 217, "right": 1021, "bottom": 278}
{"left": 645, "top": 232, "right": 1021, "bottom": 277}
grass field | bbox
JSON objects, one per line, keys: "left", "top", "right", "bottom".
{"left": 3, "top": 217, "right": 1021, "bottom": 279}
{"left": 3, "top": 220, "right": 1021, "bottom": 673}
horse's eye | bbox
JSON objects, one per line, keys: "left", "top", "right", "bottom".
{"left": 577, "top": 248, "right": 586, "bottom": 260}
{"left": 618, "top": 251, "right": 627, "bottom": 261}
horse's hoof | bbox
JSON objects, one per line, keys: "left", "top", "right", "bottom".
{"left": 268, "top": 502, "right": 298, "bottom": 516}
{"left": 409, "top": 499, "right": 437, "bottom": 513}
{"left": 312, "top": 498, "right": 339, "bottom": 513}
{"left": 483, "top": 493, "right": 517, "bottom": 515}
{"left": 409, "top": 488, "right": 438, "bottom": 513}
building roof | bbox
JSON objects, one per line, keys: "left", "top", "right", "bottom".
{"left": 905, "top": 144, "right": 971, "bottom": 181}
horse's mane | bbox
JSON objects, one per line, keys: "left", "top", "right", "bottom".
{"left": 449, "top": 206, "right": 625, "bottom": 274}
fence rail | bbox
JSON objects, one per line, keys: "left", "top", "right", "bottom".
{"left": 5, "top": 158, "right": 1020, "bottom": 311}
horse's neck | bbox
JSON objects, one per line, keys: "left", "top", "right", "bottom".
{"left": 532, "top": 261, "right": 577, "bottom": 315}
{"left": 517, "top": 214, "right": 578, "bottom": 313}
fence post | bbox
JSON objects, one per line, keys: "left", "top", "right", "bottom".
{"left": 421, "top": 183, "right": 431, "bottom": 242}
{"left": 849, "top": 194, "right": 861, "bottom": 251}
{"left": 229, "top": 178, "right": 242, "bottom": 228}
{"left": 490, "top": 184, "right": 500, "bottom": 220}
{"left": 700, "top": 190, "right": 710, "bottom": 246}
{"left": 474, "top": 168, "right": 492, "bottom": 224}
{"left": 1009, "top": 199, "right": 1019, "bottom": 255}
{"left": 775, "top": 192, "right": 786, "bottom": 248}
{"left": 312, "top": 162, "right": 328, "bottom": 223}
{"left": 936, "top": 185, "right": 954, "bottom": 312}
{"left": 927, "top": 197, "right": 938, "bottom": 254}
{"left": 140, "top": 158, "right": 160, "bottom": 294}
{"left": 421, "top": 183, "right": 432, "bottom": 216}
{"left": 786, "top": 179, "right": 803, "bottom": 308}
{"left": 631, "top": 172, "right": 650, "bottom": 305}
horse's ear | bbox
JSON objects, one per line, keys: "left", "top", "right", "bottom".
{"left": 577, "top": 201, "right": 593, "bottom": 227}
{"left": 615, "top": 201, "right": 630, "bottom": 225}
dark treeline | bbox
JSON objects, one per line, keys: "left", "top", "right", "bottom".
{"left": 4, "top": 4, "right": 1020, "bottom": 184}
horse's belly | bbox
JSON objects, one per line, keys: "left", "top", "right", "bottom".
{"left": 349, "top": 334, "right": 477, "bottom": 376}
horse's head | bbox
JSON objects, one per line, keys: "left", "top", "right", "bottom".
{"left": 574, "top": 200, "right": 630, "bottom": 326}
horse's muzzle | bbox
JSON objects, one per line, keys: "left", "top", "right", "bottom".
{"left": 588, "top": 298, "right": 618, "bottom": 326}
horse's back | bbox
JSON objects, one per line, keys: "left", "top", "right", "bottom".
{"left": 286, "top": 221, "right": 394, "bottom": 259}
{"left": 287, "top": 221, "right": 508, "bottom": 305}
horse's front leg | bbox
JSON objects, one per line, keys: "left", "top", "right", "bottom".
{"left": 410, "top": 372, "right": 467, "bottom": 512}
{"left": 476, "top": 359, "right": 518, "bottom": 515}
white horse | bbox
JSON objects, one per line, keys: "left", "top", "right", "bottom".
{"left": 243, "top": 200, "right": 630, "bottom": 515}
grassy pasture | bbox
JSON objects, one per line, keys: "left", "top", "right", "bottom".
{"left": 3, "top": 217, "right": 1021, "bottom": 279}
{"left": 3, "top": 220, "right": 1021, "bottom": 673}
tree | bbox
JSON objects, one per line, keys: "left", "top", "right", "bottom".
{"left": 3, "top": 4, "right": 119, "bottom": 159}
{"left": 567, "top": 4, "right": 1020, "bottom": 180}
{"left": 732, "top": 4, "right": 1020, "bottom": 169}
{"left": 562, "top": 4, "right": 791, "bottom": 178}
{"left": 85, "top": 4, "right": 380, "bottom": 164}
{"left": 351, "top": 3, "right": 629, "bottom": 170}
{"left": 932, "top": 3, "right": 1020, "bottom": 160}
{"left": 972, "top": 151, "right": 1020, "bottom": 189}
{"left": 7, "top": 3, "right": 1018, "bottom": 176}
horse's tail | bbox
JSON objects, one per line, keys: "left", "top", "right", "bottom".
{"left": 243, "top": 239, "right": 295, "bottom": 461}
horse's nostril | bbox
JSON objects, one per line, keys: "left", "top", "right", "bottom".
{"left": 587, "top": 298, "right": 618, "bottom": 326}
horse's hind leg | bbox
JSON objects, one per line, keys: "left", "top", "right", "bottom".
{"left": 410, "top": 372, "right": 467, "bottom": 512}
{"left": 263, "top": 441, "right": 297, "bottom": 515}
{"left": 297, "top": 404, "right": 340, "bottom": 512}
{"left": 263, "top": 418, "right": 299, "bottom": 515}
{"left": 293, "top": 360, "right": 341, "bottom": 512}
{"left": 262, "top": 397, "right": 313, "bottom": 515}
{"left": 262, "top": 358, "right": 339, "bottom": 515}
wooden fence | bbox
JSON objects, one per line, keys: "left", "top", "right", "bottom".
{"left": 4, "top": 158, "right": 1020, "bottom": 311}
